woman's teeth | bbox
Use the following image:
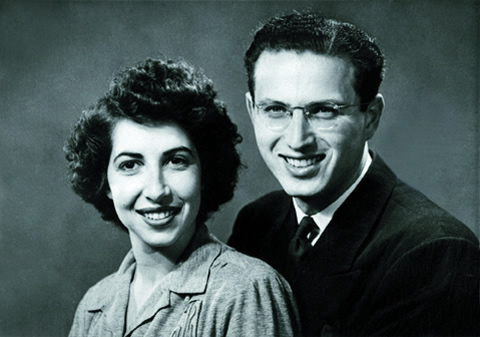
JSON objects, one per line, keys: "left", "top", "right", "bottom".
{"left": 143, "top": 210, "right": 175, "bottom": 221}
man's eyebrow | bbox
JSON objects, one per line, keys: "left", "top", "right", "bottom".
{"left": 256, "top": 99, "right": 287, "bottom": 105}
{"left": 257, "top": 99, "right": 344, "bottom": 105}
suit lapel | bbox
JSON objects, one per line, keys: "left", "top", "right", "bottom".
{"left": 303, "top": 153, "right": 397, "bottom": 276}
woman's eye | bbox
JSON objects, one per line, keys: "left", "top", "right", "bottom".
{"left": 168, "top": 156, "right": 189, "bottom": 168}
{"left": 119, "top": 160, "right": 140, "bottom": 171}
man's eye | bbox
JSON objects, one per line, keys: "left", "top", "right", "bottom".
{"left": 264, "top": 105, "right": 289, "bottom": 116}
{"left": 309, "top": 105, "right": 339, "bottom": 118}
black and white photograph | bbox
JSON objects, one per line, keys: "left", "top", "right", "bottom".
{"left": 1, "top": 1, "right": 479, "bottom": 336}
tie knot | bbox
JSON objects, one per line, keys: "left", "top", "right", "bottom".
{"left": 295, "top": 216, "right": 317, "bottom": 239}
{"left": 288, "top": 216, "right": 318, "bottom": 261}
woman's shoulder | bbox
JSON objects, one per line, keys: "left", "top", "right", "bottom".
{"left": 77, "top": 252, "right": 135, "bottom": 310}
{"left": 76, "top": 272, "right": 120, "bottom": 309}
{"left": 200, "top": 240, "right": 297, "bottom": 322}
{"left": 195, "top": 238, "right": 300, "bottom": 336}
{"left": 211, "top": 241, "right": 288, "bottom": 286}
{"left": 86, "top": 271, "right": 118, "bottom": 293}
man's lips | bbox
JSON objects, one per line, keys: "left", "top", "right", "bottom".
{"left": 279, "top": 154, "right": 326, "bottom": 168}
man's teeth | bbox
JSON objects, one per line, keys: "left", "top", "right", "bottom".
{"left": 143, "top": 210, "right": 175, "bottom": 221}
{"left": 285, "top": 156, "right": 322, "bottom": 168}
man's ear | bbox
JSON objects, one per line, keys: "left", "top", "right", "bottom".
{"left": 365, "top": 93, "right": 384, "bottom": 140}
{"left": 245, "top": 92, "right": 255, "bottom": 120}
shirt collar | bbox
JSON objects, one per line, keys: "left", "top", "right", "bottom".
{"left": 86, "top": 224, "right": 222, "bottom": 311}
{"left": 293, "top": 143, "right": 372, "bottom": 243}
{"left": 163, "top": 224, "right": 222, "bottom": 294}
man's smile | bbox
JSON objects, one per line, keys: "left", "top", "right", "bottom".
{"left": 279, "top": 154, "right": 326, "bottom": 169}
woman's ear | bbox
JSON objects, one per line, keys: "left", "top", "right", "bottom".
{"left": 365, "top": 93, "right": 385, "bottom": 140}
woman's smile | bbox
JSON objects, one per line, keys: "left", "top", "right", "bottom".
{"left": 136, "top": 206, "right": 181, "bottom": 225}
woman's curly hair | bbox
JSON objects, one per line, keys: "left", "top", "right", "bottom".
{"left": 64, "top": 57, "right": 242, "bottom": 228}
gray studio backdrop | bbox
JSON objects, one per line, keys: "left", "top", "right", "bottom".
{"left": 1, "top": 1, "right": 478, "bottom": 336}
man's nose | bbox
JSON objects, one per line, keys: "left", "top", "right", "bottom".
{"left": 143, "top": 168, "right": 171, "bottom": 202}
{"left": 284, "top": 109, "right": 316, "bottom": 150}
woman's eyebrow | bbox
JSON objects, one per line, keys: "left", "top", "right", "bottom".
{"left": 163, "top": 146, "right": 195, "bottom": 157}
{"left": 113, "top": 152, "right": 143, "bottom": 162}
{"left": 113, "top": 146, "right": 195, "bottom": 162}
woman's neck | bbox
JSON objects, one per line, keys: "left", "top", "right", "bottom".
{"left": 129, "top": 224, "right": 197, "bottom": 278}
{"left": 130, "top": 242, "right": 180, "bottom": 283}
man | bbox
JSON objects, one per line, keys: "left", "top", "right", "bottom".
{"left": 228, "top": 11, "right": 480, "bottom": 336}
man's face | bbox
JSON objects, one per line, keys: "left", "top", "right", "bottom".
{"left": 247, "top": 50, "right": 381, "bottom": 212}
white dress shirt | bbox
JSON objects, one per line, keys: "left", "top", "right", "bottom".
{"left": 293, "top": 143, "right": 372, "bottom": 246}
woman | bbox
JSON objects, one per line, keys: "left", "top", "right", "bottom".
{"left": 65, "top": 57, "right": 300, "bottom": 336}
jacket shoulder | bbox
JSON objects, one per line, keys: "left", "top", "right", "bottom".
{"left": 238, "top": 190, "right": 290, "bottom": 218}
{"left": 387, "top": 179, "right": 478, "bottom": 244}
{"left": 228, "top": 190, "right": 291, "bottom": 254}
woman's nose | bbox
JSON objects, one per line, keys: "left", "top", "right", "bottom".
{"left": 284, "top": 109, "right": 316, "bottom": 150}
{"left": 143, "top": 169, "right": 171, "bottom": 202}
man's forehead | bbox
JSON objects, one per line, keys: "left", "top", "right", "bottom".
{"left": 255, "top": 49, "right": 353, "bottom": 71}
{"left": 253, "top": 50, "right": 357, "bottom": 102}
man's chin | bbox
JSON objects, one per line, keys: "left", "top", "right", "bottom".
{"left": 280, "top": 182, "right": 323, "bottom": 199}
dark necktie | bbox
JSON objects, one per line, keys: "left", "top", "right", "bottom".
{"left": 288, "top": 216, "right": 318, "bottom": 261}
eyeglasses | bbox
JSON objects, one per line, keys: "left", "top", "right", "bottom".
{"left": 254, "top": 101, "right": 368, "bottom": 131}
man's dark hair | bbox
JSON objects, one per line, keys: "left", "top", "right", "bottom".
{"left": 245, "top": 11, "right": 386, "bottom": 107}
{"left": 64, "top": 57, "right": 242, "bottom": 228}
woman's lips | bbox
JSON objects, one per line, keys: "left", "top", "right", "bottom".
{"left": 136, "top": 207, "right": 181, "bottom": 224}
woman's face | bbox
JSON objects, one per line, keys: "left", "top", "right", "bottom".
{"left": 106, "top": 119, "right": 202, "bottom": 254}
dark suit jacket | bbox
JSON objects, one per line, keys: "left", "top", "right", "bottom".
{"left": 228, "top": 153, "right": 480, "bottom": 336}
